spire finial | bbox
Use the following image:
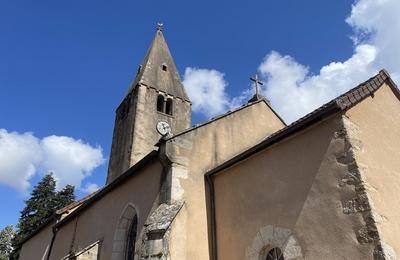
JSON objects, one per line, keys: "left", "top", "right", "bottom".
{"left": 250, "top": 74, "right": 263, "bottom": 98}
{"left": 248, "top": 74, "right": 267, "bottom": 103}
{"left": 157, "top": 22, "right": 164, "bottom": 31}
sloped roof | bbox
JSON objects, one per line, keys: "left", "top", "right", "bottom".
{"left": 206, "top": 69, "right": 399, "bottom": 177}
{"left": 16, "top": 188, "right": 102, "bottom": 247}
{"left": 55, "top": 189, "right": 101, "bottom": 216}
{"left": 126, "top": 29, "right": 190, "bottom": 102}
{"left": 20, "top": 69, "right": 397, "bottom": 247}
{"left": 55, "top": 151, "right": 159, "bottom": 229}
{"left": 17, "top": 151, "right": 159, "bottom": 246}
{"left": 163, "top": 98, "right": 286, "bottom": 142}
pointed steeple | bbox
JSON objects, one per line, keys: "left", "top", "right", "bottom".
{"left": 107, "top": 25, "right": 192, "bottom": 183}
{"left": 127, "top": 25, "right": 190, "bottom": 102}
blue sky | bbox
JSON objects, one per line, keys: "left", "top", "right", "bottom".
{"left": 1, "top": 0, "right": 399, "bottom": 229}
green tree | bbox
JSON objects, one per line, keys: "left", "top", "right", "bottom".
{"left": 10, "top": 173, "right": 75, "bottom": 258}
{"left": 0, "top": 225, "right": 14, "bottom": 260}
{"left": 54, "top": 184, "right": 75, "bottom": 210}
{"left": 16, "top": 174, "right": 56, "bottom": 242}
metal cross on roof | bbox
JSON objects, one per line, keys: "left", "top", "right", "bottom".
{"left": 250, "top": 74, "right": 263, "bottom": 97}
{"left": 157, "top": 22, "right": 164, "bottom": 31}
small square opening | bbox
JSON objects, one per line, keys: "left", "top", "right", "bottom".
{"left": 162, "top": 65, "right": 168, "bottom": 71}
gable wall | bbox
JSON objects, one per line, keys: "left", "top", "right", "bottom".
{"left": 345, "top": 82, "right": 400, "bottom": 257}
{"left": 46, "top": 160, "right": 163, "bottom": 260}
{"left": 164, "top": 101, "right": 286, "bottom": 259}
{"left": 212, "top": 113, "right": 377, "bottom": 259}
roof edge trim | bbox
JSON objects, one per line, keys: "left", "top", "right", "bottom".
{"left": 206, "top": 69, "right": 398, "bottom": 178}
{"left": 55, "top": 150, "right": 159, "bottom": 229}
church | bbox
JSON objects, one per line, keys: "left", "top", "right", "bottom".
{"left": 18, "top": 26, "right": 400, "bottom": 260}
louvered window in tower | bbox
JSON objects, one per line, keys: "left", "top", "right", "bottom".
{"left": 165, "top": 98, "right": 173, "bottom": 115}
{"left": 157, "top": 95, "right": 164, "bottom": 113}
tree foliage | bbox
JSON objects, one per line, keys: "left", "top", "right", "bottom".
{"left": 0, "top": 225, "right": 14, "bottom": 260}
{"left": 10, "top": 173, "right": 75, "bottom": 258}
{"left": 55, "top": 185, "right": 75, "bottom": 210}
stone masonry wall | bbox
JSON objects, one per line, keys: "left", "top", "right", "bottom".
{"left": 139, "top": 201, "right": 184, "bottom": 259}
{"left": 338, "top": 115, "right": 396, "bottom": 260}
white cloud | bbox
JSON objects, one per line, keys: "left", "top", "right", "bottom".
{"left": 347, "top": 0, "right": 400, "bottom": 81}
{"left": 40, "top": 136, "right": 104, "bottom": 189}
{"left": 258, "top": 44, "right": 377, "bottom": 122}
{"left": 257, "top": 0, "right": 400, "bottom": 123}
{"left": 184, "top": 0, "right": 400, "bottom": 123}
{"left": 183, "top": 67, "right": 230, "bottom": 117}
{"left": 81, "top": 182, "right": 101, "bottom": 194}
{"left": 0, "top": 130, "right": 42, "bottom": 193}
{"left": 0, "top": 129, "right": 104, "bottom": 194}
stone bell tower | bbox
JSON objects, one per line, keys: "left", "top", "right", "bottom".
{"left": 106, "top": 25, "right": 192, "bottom": 183}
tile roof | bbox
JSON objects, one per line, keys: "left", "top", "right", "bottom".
{"left": 55, "top": 189, "right": 101, "bottom": 215}
{"left": 19, "top": 69, "right": 398, "bottom": 247}
{"left": 206, "top": 69, "right": 399, "bottom": 177}
{"left": 16, "top": 190, "right": 102, "bottom": 247}
{"left": 54, "top": 151, "right": 159, "bottom": 229}
{"left": 335, "top": 69, "right": 394, "bottom": 109}
{"left": 17, "top": 151, "right": 159, "bottom": 246}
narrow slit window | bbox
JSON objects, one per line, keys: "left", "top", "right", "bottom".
{"left": 136, "top": 65, "right": 142, "bottom": 75}
{"left": 126, "top": 214, "right": 138, "bottom": 260}
{"left": 157, "top": 95, "right": 165, "bottom": 113}
{"left": 165, "top": 98, "right": 173, "bottom": 115}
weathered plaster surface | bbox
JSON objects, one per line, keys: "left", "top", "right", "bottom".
{"left": 211, "top": 83, "right": 400, "bottom": 260}
{"left": 339, "top": 117, "right": 382, "bottom": 247}
{"left": 131, "top": 86, "right": 190, "bottom": 168}
{"left": 107, "top": 29, "right": 191, "bottom": 184}
{"left": 345, "top": 83, "right": 400, "bottom": 259}
{"left": 212, "top": 114, "right": 377, "bottom": 259}
{"left": 163, "top": 100, "right": 285, "bottom": 259}
{"left": 107, "top": 91, "right": 138, "bottom": 183}
{"left": 107, "top": 84, "right": 191, "bottom": 184}
{"left": 43, "top": 161, "right": 163, "bottom": 260}
{"left": 18, "top": 223, "right": 53, "bottom": 260}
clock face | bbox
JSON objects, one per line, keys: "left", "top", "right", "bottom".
{"left": 156, "top": 121, "right": 171, "bottom": 136}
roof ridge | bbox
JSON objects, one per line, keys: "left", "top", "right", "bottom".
{"left": 206, "top": 69, "right": 397, "bottom": 177}
{"left": 55, "top": 189, "right": 102, "bottom": 215}
{"left": 163, "top": 98, "right": 285, "bottom": 142}
{"left": 334, "top": 69, "right": 389, "bottom": 109}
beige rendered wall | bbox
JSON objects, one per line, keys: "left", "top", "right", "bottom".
{"left": 165, "top": 101, "right": 285, "bottom": 259}
{"left": 47, "top": 160, "right": 163, "bottom": 260}
{"left": 19, "top": 223, "right": 53, "bottom": 260}
{"left": 212, "top": 114, "right": 376, "bottom": 259}
{"left": 345, "top": 83, "right": 400, "bottom": 257}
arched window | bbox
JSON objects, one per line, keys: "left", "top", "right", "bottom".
{"left": 126, "top": 214, "right": 138, "bottom": 260}
{"left": 157, "top": 95, "right": 164, "bottom": 113}
{"left": 165, "top": 98, "right": 173, "bottom": 115}
{"left": 111, "top": 204, "right": 139, "bottom": 260}
{"left": 266, "top": 247, "right": 284, "bottom": 260}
